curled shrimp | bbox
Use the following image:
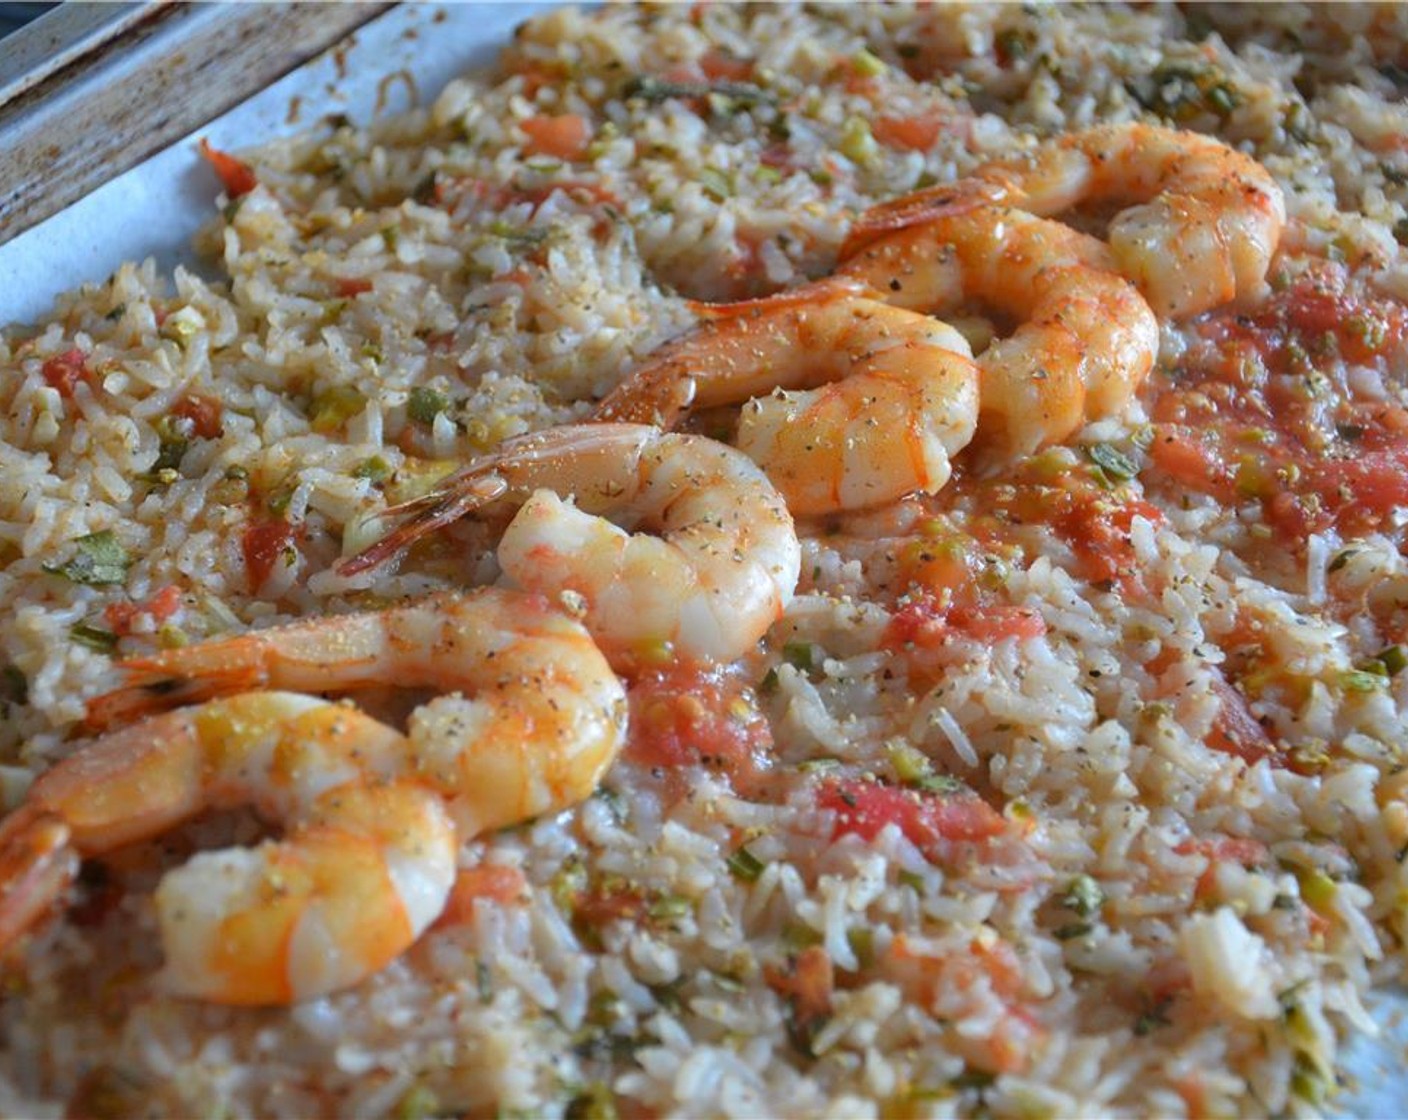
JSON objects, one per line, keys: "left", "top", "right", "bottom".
{"left": 842, "top": 122, "right": 1286, "bottom": 321}
{"left": 339, "top": 424, "right": 802, "bottom": 670}
{"left": 833, "top": 203, "right": 1159, "bottom": 460}
{"left": 2, "top": 588, "right": 628, "bottom": 1004}
{"left": 593, "top": 276, "right": 980, "bottom": 516}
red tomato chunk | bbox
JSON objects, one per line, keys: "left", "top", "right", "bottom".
{"left": 819, "top": 778, "right": 1006, "bottom": 854}
{"left": 198, "top": 138, "right": 258, "bottom": 198}
{"left": 626, "top": 664, "right": 773, "bottom": 792}
{"left": 41, "top": 349, "right": 92, "bottom": 399}
{"left": 241, "top": 519, "right": 295, "bottom": 593}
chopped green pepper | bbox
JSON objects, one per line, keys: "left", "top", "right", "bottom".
{"left": 44, "top": 531, "right": 131, "bottom": 586}
{"left": 71, "top": 623, "right": 119, "bottom": 653}
{"left": 407, "top": 387, "right": 450, "bottom": 426}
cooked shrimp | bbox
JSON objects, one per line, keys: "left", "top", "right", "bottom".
{"left": 338, "top": 424, "right": 802, "bottom": 669}
{"left": 836, "top": 204, "right": 1160, "bottom": 459}
{"left": 0, "top": 692, "right": 456, "bottom": 1004}
{"left": 593, "top": 276, "right": 980, "bottom": 515}
{"left": 841, "top": 123, "right": 1286, "bottom": 321}
{"left": 4, "top": 588, "right": 628, "bottom": 1004}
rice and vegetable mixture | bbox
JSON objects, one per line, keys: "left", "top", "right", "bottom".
{"left": 3, "top": 3, "right": 1408, "bottom": 1116}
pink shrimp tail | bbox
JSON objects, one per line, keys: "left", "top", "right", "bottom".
{"left": 685, "top": 274, "right": 869, "bottom": 319}
{"left": 0, "top": 810, "right": 79, "bottom": 957}
{"left": 837, "top": 178, "right": 1008, "bottom": 259}
{"left": 336, "top": 486, "right": 487, "bottom": 578}
{"left": 84, "top": 657, "right": 262, "bottom": 733}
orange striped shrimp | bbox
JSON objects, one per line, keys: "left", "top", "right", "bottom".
{"left": 338, "top": 424, "right": 801, "bottom": 670}
{"left": 1, "top": 589, "right": 627, "bottom": 1004}
{"left": 593, "top": 276, "right": 980, "bottom": 515}
{"left": 835, "top": 204, "right": 1160, "bottom": 459}
{"left": 842, "top": 122, "right": 1286, "bottom": 321}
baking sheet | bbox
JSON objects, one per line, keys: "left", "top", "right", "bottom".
{"left": 0, "top": 2, "right": 1402, "bottom": 1112}
{"left": 0, "top": 2, "right": 544, "bottom": 325}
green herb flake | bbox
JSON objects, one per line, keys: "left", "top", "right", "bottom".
{"left": 648, "top": 894, "right": 692, "bottom": 923}
{"left": 782, "top": 640, "right": 815, "bottom": 672}
{"left": 407, "top": 387, "right": 450, "bottom": 426}
{"left": 698, "top": 166, "right": 733, "bottom": 202}
{"left": 897, "top": 868, "right": 926, "bottom": 892}
{"left": 485, "top": 219, "right": 548, "bottom": 246}
{"left": 563, "top": 1081, "right": 619, "bottom": 1120}
{"left": 1377, "top": 645, "right": 1408, "bottom": 677}
{"left": 70, "top": 623, "right": 119, "bottom": 653}
{"left": 995, "top": 27, "right": 1029, "bottom": 63}
{"left": 1053, "top": 921, "right": 1093, "bottom": 941}
{"left": 1061, "top": 874, "right": 1105, "bottom": 917}
{"left": 352, "top": 456, "right": 393, "bottom": 484}
{"left": 1299, "top": 868, "right": 1338, "bottom": 914}
{"left": 1134, "top": 998, "right": 1172, "bottom": 1036}
{"left": 1086, "top": 442, "right": 1138, "bottom": 481}
{"left": 851, "top": 48, "right": 887, "bottom": 77}
{"left": 797, "top": 756, "right": 842, "bottom": 774}
{"left": 726, "top": 845, "right": 767, "bottom": 882}
{"left": 1340, "top": 669, "right": 1385, "bottom": 694}
{"left": 1327, "top": 548, "right": 1358, "bottom": 573}
{"left": 44, "top": 530, "right": 132, "bottom": 586}
{"left": 914, "top": 772, "right": 964, "bottom": 795}
{"left": 394, "top": 1083, "right": 440, "bottom": 1120}
{"left": 310, "top": 385, "right": 367, "bottom": 434}
{"left": 950, "top": 1068, "right": 997, "bottom": 1091}
{"left": 887, "top": 739, "right": 934, "bottom": 785}
{"left": 839, "top": 116, "right": 877, "bottom": 166}
{"left": 1, "top": 665, "right": 28, "bottom": 708}
{"left": 623, "top": 76, "right": 774, "bottom": 109}
{"left": 649, "top": 976, "right": 687, "bottom": 1012}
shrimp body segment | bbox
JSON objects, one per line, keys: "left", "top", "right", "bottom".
{"left": 594, "top": 277, "right": 980, "bottom": 516}
{"left": 0, "top": 693, "right": 457, "bottom": 1004}
{"left": 837, "top": 205, "right": 1160, "bottom": 459}
{"left": 843, "top": 123, "right": 1286, "bottom": 321}
{"left": 341, "top": 425, "right": 802, "bottom": 670}
{"left": 5, "top": 589, "right": 629, "bottom": 1004}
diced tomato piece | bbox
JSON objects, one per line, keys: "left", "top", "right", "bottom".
{"left": 1206, "top": 677, "right": 1277, "bottom": 765}
{"left": 765, "top": 944, "right": 834, "bottom": 1045}
{"left": 1147, "top": 429, "right": 1231, "bottom": 498}
{"left": 947, "top": 604, "right": 1047, "bottom": 642}
{"left": 198, "top": 138, "right": 258, "bottom": 198}
{"left": 572, "top": 879, "right": 646, "bottom": 929}
{"left": 873, "top": 114, "right": 944, "bottom": 152}
{"left": 103, "top": 585, "right": 184, "bottom": 637}
{"left": 433, "top": 865, "right": 527, "bottom": 928}
{"left": 41, "top": 349, "right": 92, "bottom": 399}
{"left": 626, "top": 664, "right": 772, "bottom": 795}
{"left": 819, "top": 778, "right": 1006, "bottom": 855}
{"left": 241, "top": 519, "right": 295, "bottom": 593}
{"left": 883, "top": 594, "right": 1044, "bottom": 684}
{"left": 169, "top": 394, "right": 224, "bottom": 439}
{"left": 1057, "top": 497, "right": 1164, "bottom": 589}
{"left": 512, "top": 64, "right": 565, "bottom": 98}
{"left": 699, "top": 49, "right": 753, "bottom": 81}
{"left": 520, "top": 113, "right": 592, "bottom": 160}
{"left": 1312, "top": 447, "right": 1408, "bottom": 526}
{"left": 1175, "top": 834, "right": 1271, "bottom": 899}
